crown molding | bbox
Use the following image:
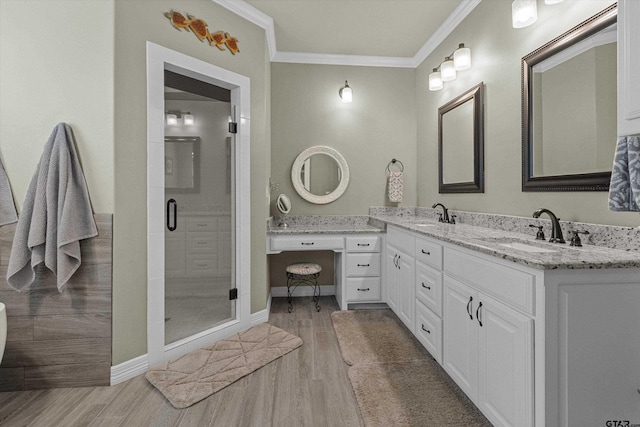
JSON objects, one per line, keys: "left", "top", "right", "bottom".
{"left": 412, "top": 0, "right": 482, "bottom": 68}
{"left": 213, "top": 0, "right": 481, "bottom": 69}
{"left": 272, "top": 51, "right": 416, "bottom": 68}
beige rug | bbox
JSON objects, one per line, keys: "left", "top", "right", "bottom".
{"left": 145, "top": 323, "right": 302, "bottom": 408}
{"left": 330, "top": 309, "right": 424, "bottom": 365}
{"left": 332, "top": 309, "right": 491, "bottom": 427}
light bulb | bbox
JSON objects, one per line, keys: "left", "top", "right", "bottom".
{"left": 183, "top": 114, "right": 194, "bottom": 126}
{"left": 166, "top": 113, "right": 178, "bottom": 126}
{"left": 512, "top": 0, "right": 537, "bottom": 28}
{"left": 441, "top": 58, "right": 456, "bottom": 82}
{"left": 453, "top": 44, "right": 471, "bottom": 71}
{"left": 429, "top": 69, "right": 443, "bottom": 91}
{"left": 339, "top": 81, "right": 352, "bottom": 103}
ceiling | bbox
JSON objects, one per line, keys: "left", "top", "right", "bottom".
{"left": 214, "top": 0, "right": 479, "bottom": 67}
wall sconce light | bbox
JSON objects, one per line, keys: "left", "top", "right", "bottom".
{"left": 339, "top": 80, "right": 352, "bottom": 103}
{"left": 165, "top": 110, "right": 194, "bottom": 126}
{"left": 428, "top": 43, "right": 471, "bottom": 91}
{"left": 512, "top": 0, "right": 538, "bottom": 28}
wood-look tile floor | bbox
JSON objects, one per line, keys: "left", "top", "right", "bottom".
{"left": 0, "top": 297, "right": 364, "bottom": 427}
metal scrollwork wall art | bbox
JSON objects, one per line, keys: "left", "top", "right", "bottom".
{"left": 164, "top": 10, "right": 240, "bottom": 55}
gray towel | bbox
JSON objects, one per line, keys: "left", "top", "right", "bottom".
{"left": 0, "top": 158, "right": 17, "bottom": 226}
{"left": 7, "top": 123, "right": 98, "bottom": 292}
{"left": 608, "top": 135, "right": 640, "bottom": 212}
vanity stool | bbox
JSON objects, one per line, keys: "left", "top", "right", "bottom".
{"left": 285, "top": 263, "right": 321, "bottom": 313}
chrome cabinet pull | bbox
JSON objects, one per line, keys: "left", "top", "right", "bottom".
{"left": 476, "top": 302, "right": 483, "bottom": 327}
{"left": 393, "top": 254, "right": 398, "bottom": 268}
{"left": 421, "top": 324, "right": 431, "bottom": 334}
{"left": 357, "top": 263, "right": 370, "bottom": 267}
{"left": 301, "top": 242, "right": 315, "bottom": 246}
{"left": 421, "top": 249, "right": 431, "bottom": 255}
{"left": 421, "top": 282, "right": 431, "bottom": 290}
{"left": 466, "top": 296, "right": 474, "bottom": 320}
{"left": 357, "top": 243, "right": 370, "bottom": 247}
{"left": 357, "top": 288, "right": 370, "bottom": 291}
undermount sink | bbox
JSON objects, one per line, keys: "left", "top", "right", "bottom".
{"left": 498, "top": 241, "right": 557, "bottom": 253}
{"left": 477, "top": 237, "right": 559, "bottom": 253}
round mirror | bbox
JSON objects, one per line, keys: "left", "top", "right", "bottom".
{"left": 276, "top": 194, "right": 291, "bottom": 214}
{"left": 291, "top": 146, "right": 350, "bottom": 204}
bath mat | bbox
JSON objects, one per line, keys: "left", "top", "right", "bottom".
{"left": 145, "top": 323, "right": 302, "bottom": 408}
{"left": 348, "top": 360, "right": 492, "bottom": 427}
{"left": 330, "top": 309, "right": 424, "bottom": 365}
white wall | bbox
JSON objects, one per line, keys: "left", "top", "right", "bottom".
{"left": 0, "top": 0, "right": 114, "bottom": 213}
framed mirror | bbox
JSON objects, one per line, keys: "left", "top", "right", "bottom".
{"left": 438, "top": 82, "right": 485, "bottom": 193}
{"left": 521, "top": 4, "right": 616, "bottom": 191}
{"left": 165, "top": 136, "right": 200, "bottom": 193}
{"left": 291, "top": 145, "right": 350, "bottom": 204}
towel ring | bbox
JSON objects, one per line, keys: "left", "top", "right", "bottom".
{"left": 386, "top": 159, "right": 404, "bottom": 173}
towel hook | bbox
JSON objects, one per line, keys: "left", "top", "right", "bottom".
{"left": 387, "top": 158, "right": 404, "bottom": 173}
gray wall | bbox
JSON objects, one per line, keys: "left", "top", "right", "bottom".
{"left": 270, "top": 63, "right": 418, "bottom": 215}
{"left": 113, "top": 0, "right": 271, "bottom": 365}
{"left": 416, "top": 0, "right": 637, "bottom": 227}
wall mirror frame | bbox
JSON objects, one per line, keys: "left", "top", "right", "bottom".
{"left": 438, "top": 82, "right": 485, "bottom": 193}
{"left": 164, "top": 136, "right": 200, "bottom": 193}
{"left": 521, "top": 4, "right": 616, "bottom": 192}
{"left": 291, "top": 145, "right": 350, "bottom": 204}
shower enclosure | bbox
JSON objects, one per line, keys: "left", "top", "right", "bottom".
{"left": 146, "top": 42, "right": 250, "bottom": 366}
{"left": 163, "top": 72, "right": 235, "bottom": 344}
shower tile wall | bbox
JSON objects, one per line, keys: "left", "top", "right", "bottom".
{"left": 0, "top": 214, "right": 112, "bottom": 391}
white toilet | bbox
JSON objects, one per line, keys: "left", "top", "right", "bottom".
{"left": 0, "top": 302, "right": 6, "bottom": 364}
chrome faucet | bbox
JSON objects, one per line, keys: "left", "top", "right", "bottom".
{"left": 532, "top": 208, "right": 565, "bottom": 243}
{"left": 432, "top": 203, "right": 451, "bottom": 223}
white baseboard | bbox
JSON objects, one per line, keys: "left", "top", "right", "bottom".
{"left": 270, "top": 285, "right": 335, "bottom": 298}
{"left": 250, "top": 292, "right": 272, "bottom": 326}
{"left": 110, "top": 353, "right": 149, "bottom": 385}
{"left": 112, "top": 293, "right": 274, "bottom": 386}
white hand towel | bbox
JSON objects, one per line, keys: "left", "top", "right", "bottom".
{"left": 0, "top": 158, "right": 17, "bottom": 226}
{"left": 388, "top": 171, "right": 404, "bottom": 203}
{"left": 7, "top": 123, "right": 98, "bottom": 292}
{"left": 608, "top": 135, "right": 640, "bottom": 212}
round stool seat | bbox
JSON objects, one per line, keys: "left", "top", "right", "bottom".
{"left": 286, "top": 263, "right": 322, "bottom": 276}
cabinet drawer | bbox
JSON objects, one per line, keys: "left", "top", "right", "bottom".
{"left": 186, "top": 217, "right": 217, "bottom": 232}
{"left": 415, "top": 299, "right": 442, "bottom": 364}
{"left": 270, "top": 235, "right": 344, "bottom": 252}
{"left": 415, "top": 236, "right": 443, "bottom": 270}
{"left": 186, "top": 255, "right": 216, "bottom": 277}
{"left": 387, "top": 226, "right": 415, "bottom": 252}
{"left": 416, "top": 262, "right": 442, "bottom": 317}
{"left": 346, "top": 278, "right": 381, "bottom": 301}
{"left": 444, "top": 248, "right": 535, "bottom": 315}
{"left": 186, "top": 232, "right": 216, "bottom": 252}
{"left": 346, "top": 253, "right": 381, "bottom": 277}
{"left": 346, "top": 235, "right": 381, "bottom": 253}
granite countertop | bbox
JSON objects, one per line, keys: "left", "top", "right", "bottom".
{"left": 371, "top": 214, "right": 640, "bottom": 270}
{"left": 267, "top": 215, "right": 384, "bottom": 235}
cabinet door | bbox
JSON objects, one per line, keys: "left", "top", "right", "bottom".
{"left": 385, "top": 245, "right": 399, "bottom": 313}
{"left": 443, "top": 276, "right": 478, "bottom": 400}
{"left": 397, "top": 252, "right": 415, "bottom": 333}
{"left": 618, "top": 0, "right": 640, "bottom": 135}
{"left": 477, "top": 294, "right": 533, "bottom": 427}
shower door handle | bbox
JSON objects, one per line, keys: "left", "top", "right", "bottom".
{"left": 167, "top": 199, "right": 177, "bottom": 231}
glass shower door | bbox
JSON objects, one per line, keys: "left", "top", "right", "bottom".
{"left": 163, "top": 77, "right": 235, "bottom": 346}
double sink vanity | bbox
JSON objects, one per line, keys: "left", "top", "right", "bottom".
{"left": 267, "top": 208, "right": 640, "bottom": 427}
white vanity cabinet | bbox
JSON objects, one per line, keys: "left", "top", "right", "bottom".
{"left": 443, "top": 247, "right": 535, "bottom": 427}
{"left": 386, "top": 226, "right": 415, "bottom": 332}
{"left": 414, "top": 235, "right": 444, "bottom": 364}
{"left": 345, "top": 235, "right": 382, "bottom": 302}
{"left": 618, "top": 0, "right": 640, "bottom": 136}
